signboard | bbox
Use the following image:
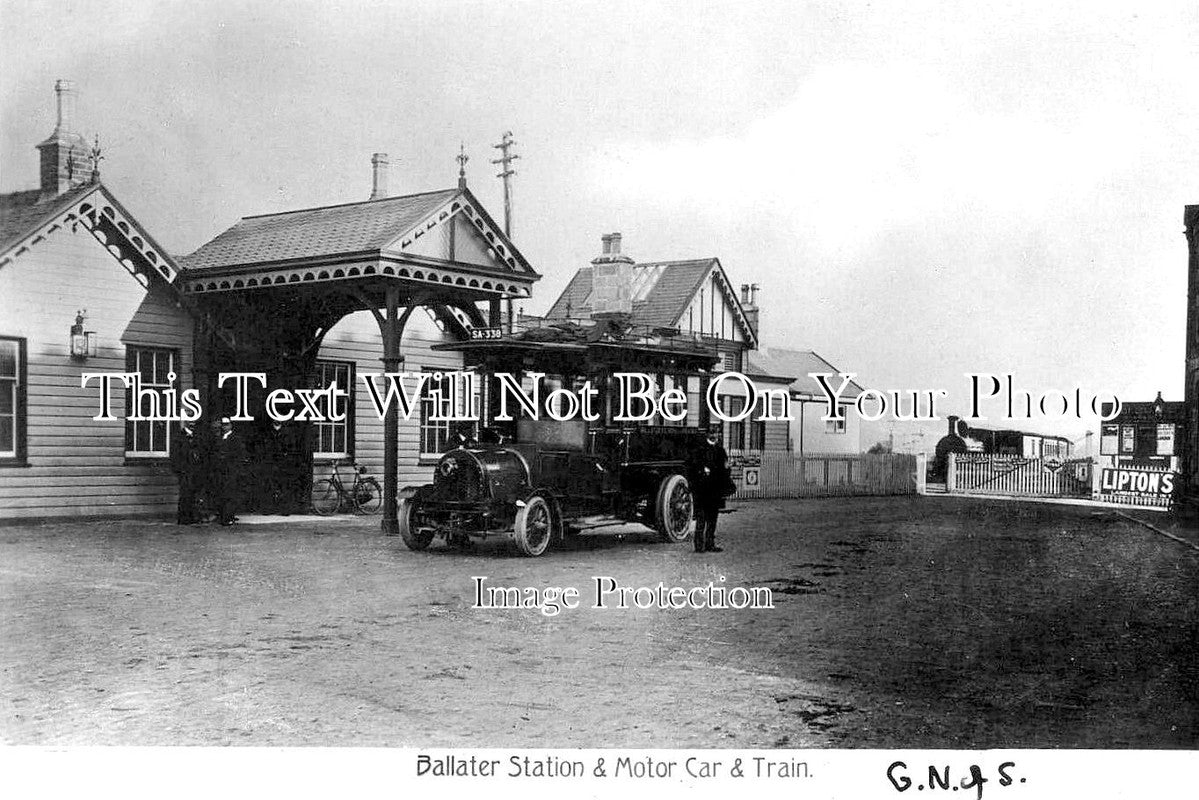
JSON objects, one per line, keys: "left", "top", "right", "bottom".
{"left": 1043, "top": 455, "right": 1064, "bottom": 473}
{"left": 1157, "top": 424, "right": 1175, "bottom": 456}
{"left": 742, "top": 467, "right": 760, "bottom": 488}
{"left": 469, "top": 327, "right": 503, "bottom": 341}
{"left": 1120, "top": 426, "right": 1135, "bottom": 454}
{"left": 726, "top": 452, "right": 761, "bottom": 485}
{"left": 1100, "top": 424, "right": 1118, "bottom": 456}
{"left": 1099, "top": 468, "right": 1176, "bottom": 500}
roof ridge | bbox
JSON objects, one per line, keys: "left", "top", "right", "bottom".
{"left": 766, "top": 346, "right": 817, "bottom": 356}
{"left": 240, "top": 187, "right": 458, "bottom": 221}
{"left": 634, "top": 257, "right": 717, "bottom": 267}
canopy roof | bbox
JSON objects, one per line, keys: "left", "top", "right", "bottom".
{"left": 179, "top": 186, "right": 538, "bottom": 300}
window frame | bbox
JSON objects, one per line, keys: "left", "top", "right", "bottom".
{"left": 420, "top": 369, "right": 480, "bottom": 461}
{"left": 124, "top": 346, "right": 177, "bottom": 460}
{"left": 311, "top": 359, "right": 355, "bottom": 462}
{"left": 0, "top": 336, "right": 27, "bottom": 466}
{"left": 721, "top": 395, "right": 746, "bottom": 450}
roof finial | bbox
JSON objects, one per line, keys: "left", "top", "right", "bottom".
{"left": 456, "top": 142, "right": 469, "bottom": 190}
{"left": 88, "top": 134, "right": 103, "bottom": 183}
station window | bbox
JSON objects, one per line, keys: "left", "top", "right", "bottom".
{"left": 826, "top": 417, "right": 847, "bottom": 435}
{"left": 311, "top": 360, "right": 354, "bottom": 460}
{"left": 421, "top": 370, "right": 479, "bottom": 458}
{"left": 0, "top": 337, "right": 26, "bottom": 464}
{"left": 125, "top": 347, "right": 177, "bottom": 457}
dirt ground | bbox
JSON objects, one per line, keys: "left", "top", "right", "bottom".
{"left": 1, "top": 496, "right": 1196, "bottom": 748}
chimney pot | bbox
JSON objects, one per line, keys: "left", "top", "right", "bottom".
{"left": 370, "top": 152, "right": 389, "bottom": 200}
{"left": 54, "top": 79, "right": 77, "bottom": 134}
{"left": 601, "top": 233, "right": 612, "bottom": 255}
{"left": 38, "top": 79, "right": 91, "bottom": 197}
{"left": 610, "top": 232, "right": 622, "bottom": 255}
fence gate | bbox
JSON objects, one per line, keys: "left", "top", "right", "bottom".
{"left": 947, "top": 454, "right": 1093, "bottom": 499}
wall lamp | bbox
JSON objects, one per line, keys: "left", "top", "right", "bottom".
{"left": 69, "top": 309, "right": 97, "bottom": 359}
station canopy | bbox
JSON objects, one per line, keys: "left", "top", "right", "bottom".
{"left": 180, "top": 185, "right": 539, "bottom": 346}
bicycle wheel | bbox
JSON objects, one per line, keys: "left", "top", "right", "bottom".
{"left": 311, "top": 479, "right": 341, "bottom": 516}
{"left": 354, "top": 478, "right": 382, "bottom": 514}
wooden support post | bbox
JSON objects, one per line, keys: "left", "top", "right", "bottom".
{"left": 380, "top": 285, "right": 402, "bottom": 536}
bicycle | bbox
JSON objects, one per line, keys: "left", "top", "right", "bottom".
{"left": 311, "top": 462, "right": 382, "bottom": 515}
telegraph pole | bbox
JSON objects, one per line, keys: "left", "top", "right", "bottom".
{"left": 491, "top": 131, "right": 519, "bottom": 330}
{"left": 491, "top": 131, "right": 518, "bottom": 236}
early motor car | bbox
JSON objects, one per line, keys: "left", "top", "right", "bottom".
{"left": 398, "top": 318, "right": 724, "bottom": 556}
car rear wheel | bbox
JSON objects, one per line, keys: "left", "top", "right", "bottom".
{"left": 513, "top": 494, "right": 557, "bottom": 557}
{"left": 398, "top": 499, "right": 434, "bottom": 551}
{"left": 655, "top": 473, "right": 694, "bottom": 543}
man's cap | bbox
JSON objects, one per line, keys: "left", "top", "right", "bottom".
{"left": 220, "top": 417, "right": 232, "bottom": 424}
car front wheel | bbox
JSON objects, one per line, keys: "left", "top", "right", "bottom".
{"left": 513, "top": 494, "right": 557, "bottom": 557}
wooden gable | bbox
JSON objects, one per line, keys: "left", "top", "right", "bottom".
{"left": 380, "top": 189, "right": 535, "bottom": 278}
{"left": 677, "top": 262, "right": 752, "bottom": 345}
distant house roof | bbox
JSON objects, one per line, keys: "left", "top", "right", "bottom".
{"left": 547, "top": 258, "right": 718, "bottom": 330}
{"left": 0, "top": 184, "right": 98, "bottom": 256}
{"left": 1103, "top": 397, "right": 1186, "bottom": 424}
{"left": 745, "top": 347, "right": 864, "bottom": 399}
{"left": 182, "top": 188, "right": 462, "bottom": 271}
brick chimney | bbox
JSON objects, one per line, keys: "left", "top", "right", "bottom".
{"left": 369, "top": 152, "right": 390, "bottom": 200}
{"left": 589, "top": 231, "right": 635, "bottom": 317}
{"left": 37, "top": 79, "right": 93, "bottom": 199}
{"left": 740, "top": 282, "right": 760, "bottom": 341}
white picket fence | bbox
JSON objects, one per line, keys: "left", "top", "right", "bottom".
{"left": 727, "top": 450, "right": 919, "bottom": 500}
{"left": 946, "top": 453, "right": 1179, "bottom": 510}
{"left": 947, "top": 453, "right": 1093, "bottom": 499}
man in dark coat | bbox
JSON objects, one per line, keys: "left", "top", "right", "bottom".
{"left": 261, "top": 420, "right": 300, "bottom": 515}
{"left": 169, "top": 421, "right": 203, "bottom": 524}
{"left": 689, "top": 431, "right": 733, "bottom": 553}
{"left": 212, "top": 417, "right": 246, "bottom": 526}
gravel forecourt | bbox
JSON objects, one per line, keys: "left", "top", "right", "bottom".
{"left": 2, "top": 496, "right": 1196, "bottom": 748}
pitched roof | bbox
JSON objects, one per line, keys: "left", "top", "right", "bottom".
{"left": 0, "top": 184, "right": 98, "bottom": 255}
{"left": 181, "top": 188, "right": 461, "bottom": 271}
{"left": 1105, "top": 399, "right": 1186, "bottom": 424}
{"left": 546, "top": 258, "right": 718, "bottom": 330}
{"left": 745, "top": 347, "right": 864, "bottom": 399}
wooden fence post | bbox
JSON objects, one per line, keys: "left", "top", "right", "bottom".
{"left": 946, "top": 452, "right": 957, "bottom": 492}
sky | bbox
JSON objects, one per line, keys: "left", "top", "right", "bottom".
{"left": 2, "top": 0, "right": 1196, "bottom": 447}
